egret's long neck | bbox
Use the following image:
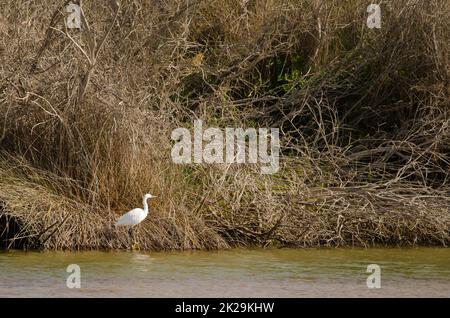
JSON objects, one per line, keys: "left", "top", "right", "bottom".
{"left": 143, "top": 197, "right": 149, "bottom": 216}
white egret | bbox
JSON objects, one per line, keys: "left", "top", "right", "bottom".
{"left": 116, "top": 193, "right": 156, "bottom": 249}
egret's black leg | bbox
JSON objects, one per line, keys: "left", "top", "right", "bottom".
{"left": 134, "top": 225, "right": 141, "bottom": 250}
{"left": 128, "top": 227, "right": 134, "bottom": 239}
{"left": 128, "top": 227, "right": 135, "bottom": 249}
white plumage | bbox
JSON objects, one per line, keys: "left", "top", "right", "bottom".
{"left": 116, "top": 208, "right": 146, "bottom": 226}
{"left": 116, "top": 193, "right": 156, "bottom": 227}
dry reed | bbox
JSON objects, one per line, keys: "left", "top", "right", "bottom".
{"left": 0, "top": 0, "right": 448, "bottom": 249}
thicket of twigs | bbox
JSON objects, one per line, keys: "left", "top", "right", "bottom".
{"left": 0, "top": 0, "right": 449, "bottom": 250}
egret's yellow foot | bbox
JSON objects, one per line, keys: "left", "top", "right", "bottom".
{"left": 131, "top": 242, "right": 140, "bottom": 250}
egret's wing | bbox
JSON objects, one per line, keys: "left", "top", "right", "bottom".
{"left": 115, "top": 208, "right": 144, "bottom": 226}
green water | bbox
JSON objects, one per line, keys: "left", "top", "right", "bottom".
{"left": 0, "top": 248, "right": 449, "bottom": 297}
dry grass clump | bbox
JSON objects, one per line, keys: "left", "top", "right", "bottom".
{"left": 0, "top": 0, "right": 449, "bottom": 249}
{"left": 0, "top": 154, "right": 227, "bottom": 249}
